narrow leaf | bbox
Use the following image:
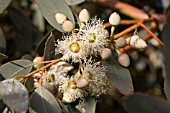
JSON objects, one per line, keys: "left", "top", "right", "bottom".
{"left": 0, "top": 59, "right": 33, "bottom": 79}
{"left": 0, "top": 27, "right": 6, "bottom": 53}
{"left": 24, "top": 76, "right": 34, "bottom": 92}
{"left": 0, "top": 100, "right": 5, "bottom": 113}
{"left": 65, "top": 0, "right": 85, "bottom": 5}
{"left": 102, "top": 60, "right": 134, "bottom": 95}
{"left": 0, "top": 78, "right": 29, "bottom": 113}
{"left": 29, "top": 85, "right": 62, "bottom": 113}
{"left": 0, "top": 53, "right": 8, "bottom": 60}
{"left": 0, "top": 0, "right": 12, "bottom": 14}
{"left": 123, "top": 93, "right": 170, "bottom": 113}
{"left": 44, "top": 33, "right": 55, "bottom": 61}
{"left": 35, "top": 0, "right": 75, "bottom": 32}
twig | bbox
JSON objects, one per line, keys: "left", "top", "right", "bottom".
{"left": 140, "top": 23, "right": 164, "bottom": 45}
{"left": 19, "top": 58, "right": 62, "bottom": 82}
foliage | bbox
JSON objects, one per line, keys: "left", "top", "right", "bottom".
{"left": 0, "top": 0, "right": 168, "bottom": 113}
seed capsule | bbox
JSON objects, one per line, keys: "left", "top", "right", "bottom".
{"left": 55, "top": 13, "right": 66, "bottom": 24}
{"left": 62, "top": 20, "right": 74, "bottom": 32}
{"left": 118, "top": 53, "right": 130, "bottom": 67}
{"left": 109, "top": 12, "right": 121, "bottom": 26}
{"left": 116, "top": 37, "right": 127, "bottom": 48}
{"left": 79, "top": 9, "right": 90, "bottom": 23}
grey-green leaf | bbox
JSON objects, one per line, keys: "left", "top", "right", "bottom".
{"left": 35, "top": 0, "right": 75, "bottom": 32}
{"left": 65, "top": 0, "right": 85, "bottom": 5}
{"left": 24, "top": 76, "right": 34, "bottom": 92}
{"left": 102, "top": 60, "right": 134, "bottom": 95}
{"left": 0, "top": 100, "right": 5, "bottom": 113}
{"left": 80, "top": 97, "right": 96, "bottom": 113}
{"left": 0, "top": 27, "right": 6, "bottom": 53}
{"left": 0, "top": 0, "right": 12, "bottom": 14}
{"left": 164, "top": 76, "right": 170, "bottom": 100}
{"left": 0, "top": 78, "right": 29, "bottom": 113}
{"left": 0, "top": 53, "right": 8, "bottom": 60}
{"left": 29, "top": 85, "right": 62, "bottom": 113}
{"left": 123, "top": 93, "right": 170, "bottom": 113}
{"left": 44, "top": 33, "right": 55, "bottom": 61}
{"left": 0, "top": 59, "right": 33, "bottom": 79}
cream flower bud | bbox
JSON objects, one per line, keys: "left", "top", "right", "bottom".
{"left": 33, "top": 56, "right": 44, "bottom": 69}
{"left": 116, "top": 37, "right": 127, "bottom": 48}
{"left": 55, "top": 13, "right": 66, "bottom": 24}
{"left": 62, "top": 20, "right": 74, "bottom": 32}
{"left": 101, "top": 48, "right": 112, "bottom": 60}
{"left": 79, "top": 9, "right": 90, "bottom": 23}
{"left": 76, "top": 77, "right": 89, "bottom": 88}
{"left": 134, "top": 38, "right": 147, "bottom": 49}
{"left": 109, "top": 12, "right": 121, "bottom": 26}
{"left": 118, "top": 53, "right": 130, "bottom": 67}
{"left": 130, "top": 35, "right": 139, "bottom": 47}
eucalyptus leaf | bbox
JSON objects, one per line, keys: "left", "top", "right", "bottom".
{"left": 102, "top": 60, "right": 134, "bottom": 95}
{"left": 23, "top": 76, "right": 34, "bottom": 92}
{"left": 0, "top": 59, "right": 33, "bottom": 79}
{"left": 0, "top": 78, "right": 29, "bottom": 113}
{"left": 0, "top": 53, "right": 8, "bottom": 60}
{"left": 0, "top": 27, "right": 6, "bottom": 53}
{"left": 35, "top": 0, "right": 75, "bottom": 32}
{"left": 0, "top": 100, "right": 5, "bottom": 113}
{"left": 29, "top": 85, "right": 62, "bottom": 113}
{"left": 80, "top": 97, "right": 96, "bottom": 113}
{"left": 0, "top": 0, "right": 12, "bottom": 14}
{"left": 44, "top": 33, "right": 55, "bottom": 61}
{"left": 8, "top": 7, "right": 43, "bottom": 51}
{"left": 65, "top": 0, "right": 85, "bottom": 5}
{"left": 123, "top": 93, "right": 170, "bottom": 113}
{"left": 164, "top": 76, "right": 170, "bottom": 100}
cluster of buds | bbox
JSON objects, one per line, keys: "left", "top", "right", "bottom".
{"left": 55, "top": 13, "right": 74, "bottom": 32}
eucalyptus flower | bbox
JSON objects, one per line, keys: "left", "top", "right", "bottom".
{"left": 57, "top": 34, "right": 87, "bottom": 62}
{"left": 79, "top": 17, "right": 109, "bottom": 56}
{"left": 82, "top": 59, "right": 112, "bottom": 96}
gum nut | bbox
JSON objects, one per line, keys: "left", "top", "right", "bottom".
{"left": 118, "top": 53, "right": 130, "bottom": 67}
{"left": 33, "top": 56, "right": 44, "bottom": 69}
{"left": 55, "top": 13, "right": 66, "bottom": 24}
{"left": 134, "top": 38, "right": 147, "bottom": 49}
{"left": 101, "top": 48, "right": 112, "bottom": 60}
{"left": 79, "top": 9, "right": 90, "bottom": 23}
{"left": 62, "top": 20, "right": 74, "bottom": 32}
{"left": 130, "top": 35, "right": 139, "bottom": 47}
{"left": 76, "top": 78, "right": 89, "bottom": 88}
{"left": 116, "top": 37, "right": 127, "bottom": 48}
{"left": 109, "top": 12, "right": 121, "bottom": 26}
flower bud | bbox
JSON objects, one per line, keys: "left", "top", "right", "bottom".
{"left": 76, "top": 77, "right": 89, "bottom": 88}
{"left": 101, "top": 48, "right": 112, "bottom": 60}
{"left": 109, "top": 12, "right": 121, "bottom": 26}
{"left": 118, "top": 53, "right": 130, "bottom": 67}
{"left": 62, "top": 20, "right": 74, "bottom": 32}
{"left": 130, "top": 35, "right": 139, "bottom": 47}
{"left": 116, "top": 37, "right": 127, "bottom": 48}
{"left": 55, "top": 13, "right": 66, "bottom": 24}
{"left": 134, "top": 38, "right": 147, "bottom": 49}
{"left": 33, "top": 56, "right": 44, "bottom": 69}
{"left": 79, "top": 9, "right": 90, "bottom": 23}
